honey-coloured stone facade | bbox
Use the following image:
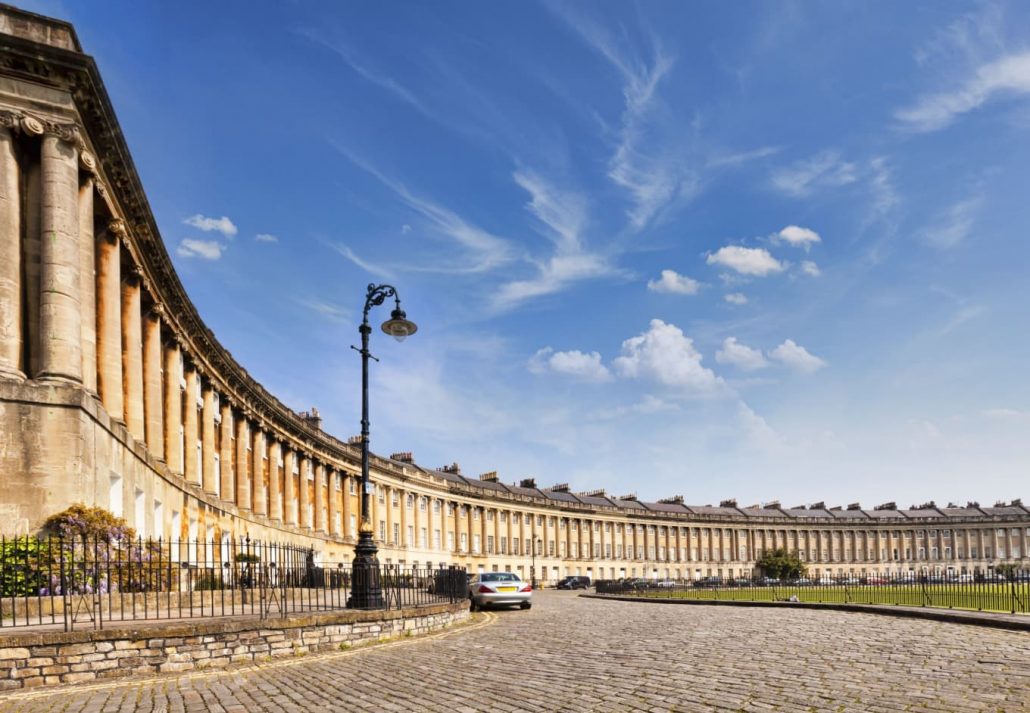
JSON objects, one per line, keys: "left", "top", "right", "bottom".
{"left": 0, "top": 5, "right": 1027, "bottom": 584}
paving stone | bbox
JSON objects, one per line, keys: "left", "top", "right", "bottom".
{"left": 1, "top": 592, "right": 1028, "bottom": 711}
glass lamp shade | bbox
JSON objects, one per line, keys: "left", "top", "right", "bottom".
{"left": 381, "top": 308, "right": 417, "bottom": 342}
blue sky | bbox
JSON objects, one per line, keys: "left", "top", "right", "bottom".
{"left": 32, "top": 1, "right": 1030, "bottom": 507}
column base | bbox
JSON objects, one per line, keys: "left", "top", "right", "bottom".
{"left": 34, "top": 373, "right": 83, "bottom": 386}
{"left": 0, "top": 366, "right": 26, "bottom": 380}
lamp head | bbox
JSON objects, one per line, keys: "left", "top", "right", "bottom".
{"left": 381, "top": 307, "right": 418, "bottom": 342}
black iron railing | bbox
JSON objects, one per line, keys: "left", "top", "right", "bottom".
{"left": 0, "top": 535, "right": 467, "bottom": 631}
{"left": 594, "top": 572, "right": 1030, "bottom": 615}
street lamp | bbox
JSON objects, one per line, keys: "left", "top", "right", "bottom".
{"left": 349, "top": 284, "right": 417, "bottom": 609}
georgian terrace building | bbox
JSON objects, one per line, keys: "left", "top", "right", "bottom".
{"left": 0, "top": 6, "right": 1027, "bottom": 584}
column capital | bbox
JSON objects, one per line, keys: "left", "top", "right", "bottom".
{"left": 145, "top": 302, "right": 165, "bottom": 321}
{"left": 105, "top": 218, "right": 128, "bottom": 241}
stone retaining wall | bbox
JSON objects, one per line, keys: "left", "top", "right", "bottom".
{"left": 0, "top": 601, "right": 468, "bottom": 690}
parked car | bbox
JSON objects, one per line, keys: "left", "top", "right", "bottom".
{"left": 817, "top": 576, "right": 835, "bottom": 585}
{"left": 468, "top": 572, "right": 532, "bottom": 611}
{"left": 654, "top": 579, "right": 678, "bottom": 588}
{"left": 693, "top": 576, "right": 723, "bottom": 589}
{"left": 556, "top": 576, "right": 591, "bottom": 590}
{"left": 755, "top": 576, "right": 780, "bottom": 587}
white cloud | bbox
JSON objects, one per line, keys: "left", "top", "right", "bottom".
{"left": 401, "top": 224, "right": 412, "bottom": 234}
{"left": 297, "top": 298, "right": 349, "bottom": 322}
{"left": 335, "top": 146, "right": 514, "bottom": 274}
{"left": 552, "top": 8, "right": 693, "bottom": 230}
{"left": 184, "top": 214, "right": 237, "bottom": 238}
{"left": 737, "top": 401, "right": 785, "bottom": 453}
{"left": 706, "top": 246, "right": 785, "bottom": 276}
{"left": 776, "top": 225, "right": 821, "bottom": 250}
{"left": 724, "top": 292, "right": 748, "bottom": 305}
{"left": 918, "top": 197, "right": 981, "bottom": 249}
{"left": 493, "top": 170, "right": 617, "bottom": 310}
{"left": 770, "top": 339, "right": 827, "bottom": 373}
{"left": 800, "top": 260, "right": 821, "bottom": 277}
{"left": 983, "top": 408, "right": 1025, "bottom": 419}
{"left": 176, "top": 238, "right": 224, "bottom": 260}
{"left": 896, "top": 51, "right": 1030, "bottom": 132}
{"left": 770, "top": 150, "right": 857, "bottom": 197}
{"left": 528, "top": 347, "right": 612, "bottom": 383}
{"left": 513, "top": 169, "right": 587, "bottom": 252}
{"left": 647, "top": 269, "right": 700, "bottom": 295}
{"left": 716, "top": 337, "right": 768, "bottom": 371}
{"left": 255, "top": 233, "right": 278, "bottom": 243}
{"left": 332, "top": 243, "right": 394, "bottom": 279}
{"left": 613, "top": 319, "right": 725, "bottom": 395}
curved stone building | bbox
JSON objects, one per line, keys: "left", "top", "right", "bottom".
{"left": 0, "top": 6, "right": 1027, "bottom": 583}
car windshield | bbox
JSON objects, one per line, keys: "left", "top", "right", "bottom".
{"left": 480, "top": 573, "right": 519, "bottom": 582}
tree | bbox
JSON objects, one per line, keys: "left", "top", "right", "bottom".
{"left": 756, "top": 548, "right": 807, "bottom": 580}
{"left": 995, "top": 563, "right": 1018, "bottom": 581}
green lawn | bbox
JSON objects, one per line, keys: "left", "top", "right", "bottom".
{"left": 625, "top": 584, "right": 1027, "bottom": 614}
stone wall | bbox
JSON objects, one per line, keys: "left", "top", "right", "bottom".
{"left": 0, "top": 601, "right": 468, "bottom": 690}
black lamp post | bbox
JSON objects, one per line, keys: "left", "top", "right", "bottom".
{"left": 349, "top": 284, "right": 417, "bottom": 609}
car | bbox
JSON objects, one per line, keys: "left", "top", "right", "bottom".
{"left": 468, "top": 572, "right": 532, "bottom": 611}
{"left": 556, "top": 576, "right": 592, "bottom": 590}
{"left": 693, "top": 576, "right": 723, "bottom": 589}
{"left": 654, "top": 579, "right": 678, "bottom": 588}
{"left": 817, "top": 576, "right": 835, "bottom": 585}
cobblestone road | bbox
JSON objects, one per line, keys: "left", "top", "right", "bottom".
{"left": 2, "top": 592, "right": 1028, "bottom": 712}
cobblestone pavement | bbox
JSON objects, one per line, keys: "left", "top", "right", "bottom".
{"left": 2, "top": 591, "right": 1029, "bottom": 712}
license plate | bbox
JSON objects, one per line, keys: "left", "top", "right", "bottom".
{"left": 496, "top": 586, "right": 516, "bottom": 592}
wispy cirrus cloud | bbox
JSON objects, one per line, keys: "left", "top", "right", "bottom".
{"left": 897, "top": 51, "right": 1030, "bottom": 132}
{"left": 918, "top": 195, "right": 981, "bottom": 249}
{"left": 551, "top": 8, "right": 694, "bottom": 230}
{"left": 493, "top": 169, "right": 620, "bottom": 310}
{"left": 770, "top": 150, "right": 857, "bottom": 197}
{"left": 334, "top": 145, "right": 514, "bottom": 274}
{"left": 331, "top": 243, "right": 395, "bottom": 279}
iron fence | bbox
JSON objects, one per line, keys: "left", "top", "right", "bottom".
{"left": 0, "top": 535, "right": 467, "bottom": 631}
{"left": 594, "top": 572, "right": 1029, "bottom": 615}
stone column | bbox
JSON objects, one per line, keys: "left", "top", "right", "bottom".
{"left": 201, "top": 384, "right": 217, "bottom": 494}
{"left": 283, "top": 448, "right": 297, "bottom": 526}
{"left": 268, "top": 440, "right": 282, "bottom": 522}
{"left": 121, "top": 270, "right": 145, "bottom": 440}
{"left": 96, "top": 224, "right": 123, "bottom": 419}
{"left": 298, "top": 456, "right": 311, "bottom": 529}
{"left": 235, "top": 415, "right": 250, "bottom": 510}
{"left": 183, "top": 366, "right": 200, "bottom": 485}
{"left": 341, "top": 472, "right": 352, "bottom": 537}
{"left": 78, "top": 175, "right": 96, "bottom": 393}
{"left": 37, "top": 133, "right": 82, "bottom": 383}
{"left": 219, "top": 401, "right": 233, "bottom": 500}
{"left": 163, "top": 341, "right": 183, "bottom": 474}
{"left": 327, "top": 467, "right": 337, "bottom": 536}
{"left": 314, "top": 462, "right": 326, "bottom": 533}
{"left": 252, "top": 428, "right": 266, "bottom": 516}
{"left": 142, "top": 307, "right": 164, "bottom": 458}
{"left": 0, "top": 125, "right": 23, "bottom": 378}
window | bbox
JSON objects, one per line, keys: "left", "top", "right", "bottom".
{"left": 420, "top": 497, "right": 427, "bottom": 512}
{"left": 447, "top": 532, "right": 455, "bottom": 551}
{"left": 460, "top": 533, "right": 467, "bottom": 552}
{"left": 378, "top": 520, "right": 386, "bottom": 541}
{"left": 487, "top": 536, "right": 495, "bottom": 554}
{"left": 152, "top": 500, "right": 163, "bottom": 540}
{"left": 513, "top": 537, "right": 519, "bottom": 554}
{"left": 392, "top": 523, "right": 400, "bottom": 545}
{"left": 391, "top": 491, "right": 399, "bottom": 507}
{"left": 407, "top": 525, "right": 414, "bottom": 547}
{"left": 487, "top": 510, "right": 494, "bottom": 522}
{"left": 348, "top": 479, "right": 356, "bottom": 495}
{"left": 377, "top": 486, "right": 385, "bottom": 504}
{"left": 350, "top": 514, "right": 357, "bottom": 537}
{"left": 134, "top": 488, "right": 145, "bottom": 536}
{"left": 420, "top": 528, "right": 427, "bottom": 549}
{"left": 109, "top": 472, "right": 123, "bottom": 517}
{"left": 433, "top": 499, "right": 441, "bottom": 514}
{"left": 473, "top": 534, "right": 481, "bottom": 554}
{"left": 472, "top": 508, "right": 479, "bottom": 520}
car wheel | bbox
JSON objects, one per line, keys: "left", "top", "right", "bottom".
{"left": 520, "top": 601, "right": 531, "bottom": 610}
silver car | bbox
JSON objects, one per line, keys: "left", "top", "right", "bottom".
{"left": 468, "top": 572, "right": 532, "bottom": 611}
